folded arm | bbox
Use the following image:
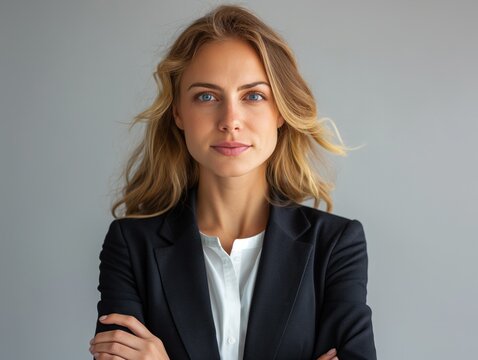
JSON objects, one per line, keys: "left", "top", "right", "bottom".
{"left": 94, "top": 220, "right": 145, "bottom": 335}
{"left": 314, "top": 220, "right": 377, "bottom": 360}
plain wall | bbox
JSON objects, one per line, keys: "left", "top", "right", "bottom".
{"left": 1, "top": 0, "right": 477, "bottom": 358}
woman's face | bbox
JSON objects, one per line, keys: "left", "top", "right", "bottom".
{"left": 173, "top": 38, "right": 284, "bottom": 180}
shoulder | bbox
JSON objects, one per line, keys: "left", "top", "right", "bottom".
{"left": 298, "top": 204, "right": 363, "bottom": 232}
{"left": 298, "top": 204, "right": 351, "bottom": 225}
{"left": 291, "top": 204, "right": 366, "bottom": 248}
{"left": 104, "top": 211, "right": 172, "bottom": 250}
{"left": 110, "top": 212, "right": 167, "bottom": 233}
{"left": 109, "top": 192, "right": 194, "bottom": 236}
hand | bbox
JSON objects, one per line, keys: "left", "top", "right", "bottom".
{"left": 317, "top": 348, "right": 339, "bottom": 360}
{"left": 89, "top": 313, "right": 170, "bottom": 360}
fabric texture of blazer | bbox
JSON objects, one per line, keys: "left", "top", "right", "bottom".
{"left": 94, "top": 186, "right": 377, "bottom": 359}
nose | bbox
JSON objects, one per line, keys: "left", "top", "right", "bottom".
{"left": 217, "top": 99, "right": 242, "bottom": 132}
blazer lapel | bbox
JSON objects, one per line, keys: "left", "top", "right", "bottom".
{"left": 153, "top": 188, "right": 221, "bottom": 360}
{"left": 152, "top": 186, "right": 313, "bottom": 360}
{"left": 243, "top": 202, "right": 313, "bottom": 360}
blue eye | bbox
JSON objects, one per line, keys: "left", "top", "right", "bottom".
{"left": 197, "top": 93, "right": 215, "bottom": 102}
{"left": 246, "top": 92, "right": 264, "bottom": 101}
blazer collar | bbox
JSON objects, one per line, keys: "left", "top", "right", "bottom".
{"left": 153, "top": 186, "right": 312, "bottom": 360}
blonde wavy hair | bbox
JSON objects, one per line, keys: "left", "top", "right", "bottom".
{"left": 111, "top": 4, "right": 348, "bottom": 219}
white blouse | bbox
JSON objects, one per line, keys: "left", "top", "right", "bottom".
{"left": 199, "top": 230, "right": 265, "bottom": 360}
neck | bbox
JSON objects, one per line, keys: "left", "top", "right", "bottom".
{"left": 195, "top": 170, "right": 270, "bottom": 240}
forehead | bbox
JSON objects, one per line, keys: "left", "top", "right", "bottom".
{"left": 180, "top": 38, "right": 269, "bottom": 87}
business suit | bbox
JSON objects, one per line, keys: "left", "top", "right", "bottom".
{"left": 94, "top": 186, "right": 377, "bottom": 359}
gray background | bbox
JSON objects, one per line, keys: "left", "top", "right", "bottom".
{"left": 1, "top": 0, "right": 477, "bottom": 359}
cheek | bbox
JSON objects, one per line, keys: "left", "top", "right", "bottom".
{"left": 266, "top": 132, "right": 279, "bottom": 153}
{"left": 181, "top": 122, "right": 210, "bottom": 157}
{"left": 181, "top": 107, "right": 215, "bottom": 132}
{"left": 183, "top": 129, "right": 200, "bottom": 150}
{"left": 182, "top": 134, "right": 203, "bottom": 164}
{"left": 253, "top": 119, "right": 279, "bottom": 144}
{"left": 254, "top": 131, "right": 278, "bottom": 157}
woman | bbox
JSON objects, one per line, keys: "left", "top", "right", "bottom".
{"left": 89, "top": 5, "right": 376, "bottom": 360}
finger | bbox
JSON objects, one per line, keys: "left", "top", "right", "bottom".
{"left": 93, "top": 351, "right": 127, "bottom": 360}
{"left": 91, "top": 341, "right": 136, "bottom": 360}
{"left": 316, "top": 348, "right": 338, "bottom": 360}
{"left": 91, "top": 329, "right": 142, "bottom": 351}
{"left": 99, "top": 313, "right": 152, "bottom": 339}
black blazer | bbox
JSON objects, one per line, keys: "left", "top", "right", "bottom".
{"left": 94, "top": 187, "right": 377, "bottom": 359}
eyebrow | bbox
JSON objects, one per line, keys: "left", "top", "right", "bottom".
{"left": 187, "top": 81, "right": 270, "bottom": 91}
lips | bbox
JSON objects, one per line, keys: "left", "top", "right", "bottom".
{"left": 211, "top": 141, "right": 251, "bottom": 156}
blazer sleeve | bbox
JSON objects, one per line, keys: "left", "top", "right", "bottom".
{"left": 314, "top": 219, "right": 377, "bottom": 359}
{"left": 94, "top": 220, "right": 145, "bottom": 336}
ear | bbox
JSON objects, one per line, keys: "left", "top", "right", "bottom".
{"left": 172, "top": 104, "right": 184, "bottom": 130}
